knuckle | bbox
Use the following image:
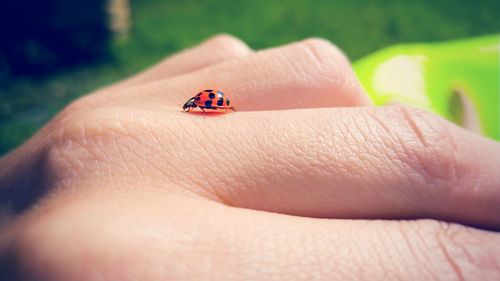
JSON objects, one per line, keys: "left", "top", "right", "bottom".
{"left": 299, "top": 38, "right": 349, "bottom": 68}
{"left": 398, "top": 220, "right": 500, "bottom": 280}
{"left": 389, "top": 106, "right": 463, "bottom": 190}
{"left": 294, "top": 38, "right": 360, "bottom": 98}
{"left": 48, "top": 107, "right": 138, "bottom": 178}
{"left": 53, "top": 107, "right": 113, "bottom": 145}
{"left": 399, "top": 220, "right": 500, "bottom": 280}
{"left": 49, "top": 111, "right": 109, "bottom": 178}
{"left": 205, "top": 34, "right": 251, "bottom": 56}
{"left": 48, "top": 107, "right": 186, "bottom": 182}
{"left": 432, "top": 221, "right": 500, "bottom": 279}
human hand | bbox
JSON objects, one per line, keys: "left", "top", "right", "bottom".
{"left": 1, "top": 34, "right": 499, "bottom": 280}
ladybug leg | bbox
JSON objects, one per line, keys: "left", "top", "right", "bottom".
{"left": 200, "top": 107, "right": 208, "bottom": 117}
{"left": 230, "top": 107, "right": 236, "bottom": 112}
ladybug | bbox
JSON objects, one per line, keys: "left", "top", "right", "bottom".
{"left": 183, "top": 89, "right": 236, "bottom": 112}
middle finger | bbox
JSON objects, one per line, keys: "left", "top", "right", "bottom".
{"left": 129, "top": 38, "right": 371, "bottom": 110}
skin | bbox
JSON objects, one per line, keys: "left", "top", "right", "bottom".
{"left": 0, "top": 34, "right": 499, "bottom": 280}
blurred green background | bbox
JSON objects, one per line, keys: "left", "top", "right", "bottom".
{"left": 1, "top": 0, "right": 500, "bottom": 155}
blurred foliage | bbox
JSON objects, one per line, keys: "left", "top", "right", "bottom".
{"left": 1, "top": 0, "right": 500, "bottom": 155}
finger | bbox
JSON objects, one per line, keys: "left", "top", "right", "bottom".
{"left": 212, "top": 203, "right": 500, "bottom": 280}
{"left": 134, "top": 38, "right": 371, "bottom": 110}
{"left": 4, "top": 192, "right": 499, "bottom": 280}
{"left": 109, "top": 34, "right": 252, "bottom": 90}
{"left": 180, "top": 105, "right": 500, "bottom": 229}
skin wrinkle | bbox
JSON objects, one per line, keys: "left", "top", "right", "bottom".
{"left": 158, "top": 148, "right": 218, "bottom": 199}
{"left": 144, "top": 127, "right": 211, "bottom": 197}
{"left": 372, "top": 108, "right": 447, "bottom": 213}
{"left": 299, "top": 40, "right": 341, "bottom": 87}
{"left": 117, "top": 118, "right": 172, "bottom": 176}
{"left": 338, "top": 115, "right": 384, "bottom": 189}
{"left": 114, "top": 134, "right": 163, "bottom": 180}
{"left": 174, "top": 113, "right": 281, "bottom": 204}
{"left": 185, "top": 117, "right": 253, "bottom": 201}
{"left": 78, "top": 122, "right": 138, "bottom": 177}
{"left": 439, "top": 223, "right": 500, "bottom": 277}
{"left": 304, "top": 113, "right": 365, "bottom": 209}
{"left": 114, "top": 111, "right": 226, "bottom": 199}
{"left": 67, "top": 141, "right": 118, "bottom": 192}
{"left": 340, "top": 112, "right": 398, "bottom": 208}
{"left": 271, "top": 226, "right": 321, "bottom": 280}
{"left": 364, "top": 109, "right": 430, "bottom": 212}
{"left": 175, "top": 207, "right": 226, "bottom": 280}
{"left": 175, "top": 108, "right": 424, "bottom": 219}
{"left": 435, "top": 225, "right": 466, "bottom": 281}
{"left": 399, "top": 117, "right": 450, "bottom": 193}
{"left": 52, "top": 109, "right": 195, "bottom": 197}
{"left": 399, "top": 106, "right": 429, "bottom": 148}
{"left": 446, "top": 226, "right": 477, "bottom": 265}
{"left": 299, "top": 39, "right": 365, "bottom": 106}
{"left": 322, "top": 220, "right": 378, "bottom": 280}
{"left": 214, "top": 116, "right": 264, "bottom": 205}
{"left": 401, "top": 107, "right": 463, "bottom": 194}
{"left": 226, "top": 113, "right": 294, "bottom": 207}
{"left": 365, "top": 223, "right": 405, "bottom": 280}
{"left": 397, "top": 221, "right": 430, "bottom": 279}
{"left": 221, "top": 64, "right": 269, "bottom": 108}
{"left": 408, "top": 222, "right": 444, "bottom": 281}
{"left": 393, "top": 222, "right": 438, "bottom": 280}
{"left": 146, "top": 197, "right": 220, "bottom": 278}
{"left": 443, "top": 137, "right": 484, "bottom": 217}
{"left": 345, "top": 237, "right": 368, "bottom": 281}
{"left": 52, "top": 127, "right": 107, "bottom": 185}
{"left": 373, "top": 225, "right": 402, "bottom": 280}
{"left": 277, "top": 114, "right": 346, "bottom": 211}
{"left": 352, "top": 114, "right": 413, "bottom": 211}
{"left": 298, "top": 232, "right": 325, "bottom": 281}
{"left": 209, "top": 130, "right": 256, "bottom": 206}
{"left": 284, "top": 47, "right": 321, "bottom": 89}
{"left": 342, "top": 111, "right": 410, "bottom": 215}
{"left": 51, "top": 139, "right": 86, "bottom": 178}
{"left": 120, "top": 124, "right": 149, "bottom": 177}
{"left": 443, "top": 226, "right": 480, "bottom": 275}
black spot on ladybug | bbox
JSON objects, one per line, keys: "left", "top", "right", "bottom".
{"left": 217, "top": 98, "right": 224, "bottom": 106}
{"left": 208, "top": 93, "right": 216, "bottom": 99}
{"left": 205, "top": 100, "right": 213, "bottom": 108}
{"left": 204, "top": 89, "right": 214, "bottom": 92}
{"left": 195, "top": 97, "right": 201, "bottom": 101}
{"left": 226, "top": 98, "right": 230, "bottom": 105}
{"left": 196, "top": 93, "right": 202, "bottom": 97}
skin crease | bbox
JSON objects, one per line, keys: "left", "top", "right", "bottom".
{"left": 0, "top": 35, "right": 499, "bottom": 280}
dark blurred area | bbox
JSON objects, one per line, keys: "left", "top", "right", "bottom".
{"left": 0, "top": 0, "right": 112, "bottom": 78}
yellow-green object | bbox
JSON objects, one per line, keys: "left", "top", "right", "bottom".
{"left": 354, "top": 35, "right": 500, "bottom": 140}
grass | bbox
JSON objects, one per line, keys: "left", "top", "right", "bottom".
{"left": 1, "top": 0, "right": 500, "bottom": 155}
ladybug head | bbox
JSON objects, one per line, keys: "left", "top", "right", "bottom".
{"left": 183, "top": 97, "right": 196, "bottom": 111}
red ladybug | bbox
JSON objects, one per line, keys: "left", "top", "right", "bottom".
{"left": 183, "top": 89, "right": 236, "bottom": 112}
